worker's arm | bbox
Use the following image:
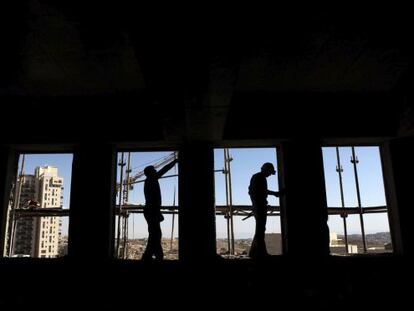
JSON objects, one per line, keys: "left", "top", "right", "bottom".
{"left": 157, "top": 159, "right": 178, "bottom": 178}
{"left": 267, "top": 189, "right": 285, "bottom": 197}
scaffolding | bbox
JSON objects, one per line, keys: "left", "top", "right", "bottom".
{"left": 4, "top": 154, "right": 71, "bottom": 258}
{"left": 5, "top": 149, "right": 281, "bottom": 259}
{"left": 114, "top": 149, "right": 281, "bottom": 259}
{"left": 329, "top": 146, "right": 390, "bottom": 254}
{"left": 5, "top": 155, "right": 26, "bottom": 257}
{"left": 217, "top": 148, "right": 282, "bottom": 257}
{"left": 223, "top": 148, "right": 235, "bottom": 254}
{"left": 4, "top": 146, "right": 392, "bottom": 259}
{"left": 115, "top": 152, "right": 178, "bottom": 259}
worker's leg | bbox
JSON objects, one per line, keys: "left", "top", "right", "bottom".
{"left": 142, "top": 215, "right": 155, "bottom": 260}
{"left": 249, "top": 206, "right": 268, "bottom": 258}
{"left": 153, "top": 221, "right": 164, "bottom": 260}
{"left": 256, "top": 211, "right": 268, "bottom": 256}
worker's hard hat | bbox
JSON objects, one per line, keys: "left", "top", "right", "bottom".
{"left": 261, "top": 162, "right": 276, "bottom": 175}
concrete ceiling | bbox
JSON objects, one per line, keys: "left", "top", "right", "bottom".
{"left": 1, "top": 1, "right": 413, "bottom": 142}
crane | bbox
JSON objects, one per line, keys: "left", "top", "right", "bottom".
{"left": 116, "top": 152, "right": 176, "bottom": 197}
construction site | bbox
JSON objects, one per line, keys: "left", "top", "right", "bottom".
{"left": 3, "top": 146, "right": 392, "bottom": 260}
{"left": 113, "top": 148, "right": 282, "bottom": 260}
{"left": 1, "top": 3, "right": 413, "bottom": 306}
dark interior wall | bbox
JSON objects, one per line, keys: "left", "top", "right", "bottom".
{"left": 0, "top": 256, "right": 411, "bottom": 307}
{"left": 280, "top": 140, "right": 330, "bottom": 256}
{"left": 0, "top": 91, "right": 405, "bottom": 145}
{"left": 0, "top": 94, "right": 165, "bottom": 144}
{"left": 225, "top": 92, "right": 404, "bottom": 139}
{"left": 389, "top": 137, "right": 414, "bottom": 255}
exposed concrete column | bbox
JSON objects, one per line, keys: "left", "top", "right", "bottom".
{"left": 0, "top": 147, "right": 18, "bottom": 257}
{"left": 279, "top": 140, "right": 330, "bottom": 257}
{"left": 68, "top": 143, "right": 116, "bottom": 259}
{"left": 387, "top": 137, "right": 414, "bottom": 255}
{"left": 178, "top": 142, "right": 216, "bottom": 261}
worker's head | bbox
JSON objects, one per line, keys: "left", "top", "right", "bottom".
{"left": 144, "top": 165, "right": 157, "bottom": 177}
{"left": 261, "top": 162, "right": 276, "bottom": 177}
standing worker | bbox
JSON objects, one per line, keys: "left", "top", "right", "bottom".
{"left": 142, "top": 157, "right": 178, "bottom": 261}
{"left": 248, "top": 162, "right": 283, "bottom": 259}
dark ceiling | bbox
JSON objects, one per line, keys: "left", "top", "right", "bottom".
{"left": 1, "top": 1, "right": 413, "bottom": 143}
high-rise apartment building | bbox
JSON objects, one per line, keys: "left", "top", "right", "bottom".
{"left": 12, "top": 166, "right": 63, "bottom": 258}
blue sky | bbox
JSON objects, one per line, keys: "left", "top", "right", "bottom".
{"left": 114, "top": 149, "right": 280, "bottom": 239}
{"left": 322, "top": 146, "right": 390, "bottom": 235}
{"left": 214, "top": 148, "right": 280, "bottom": 238}
{"left": 115, "top": 152, "right": 179, "bottom": 240}
{"left": 16, "top": 146, "right": 390, "bottom": 242}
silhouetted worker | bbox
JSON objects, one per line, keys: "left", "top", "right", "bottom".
{"left": 142, "top": 158, "right": 178, "bottom": 261}
{"left": 248, "top": 162, "right": 283, "bottom": 259}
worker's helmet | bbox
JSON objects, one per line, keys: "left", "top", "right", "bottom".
{"left": 261, "top": 162, "right": 276, "bottom": 175}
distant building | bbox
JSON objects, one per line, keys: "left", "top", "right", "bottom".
{"left": 13, "top": 175, "right": 36, "bottom": 256}
{"left": 12, "top": 166, "right": 63, "bottom": 258}
{"left": 329, "top": 232, "right": 358, "bottom": 255}
{"left": 2, "top": 200, "right": 12, "bottom": 256}
{"left": 330, "top": 232, "right": 338, "bottom": 246}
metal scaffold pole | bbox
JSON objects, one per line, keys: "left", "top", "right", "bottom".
{"left": 170, "top": 186, "right": 176, "bottom": 252}
{"left": 132, "top": 209, "right": 135, "bottom": 247}
{"left": 170, "top": 152, "right": 178, "bottom": 252}
{"left": 116, "top": 152, "right": 125, "bottom": 257}
{"left": 122, "top": 152, "right": 132, "bottom": 259}
{"left": 226, "top": 149, "right": 235, "bottom": 255}
{"left": 351, "top": 146, "right": 367, "bottom": 253}
{"left": 223, "top": 149, "right": 231, "bottom": 254}
{"left": 335, "top": 147, "right": 349, "bottom": 254}
{"left": 9, "top": 154, "right": 26, "bottom": 257}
